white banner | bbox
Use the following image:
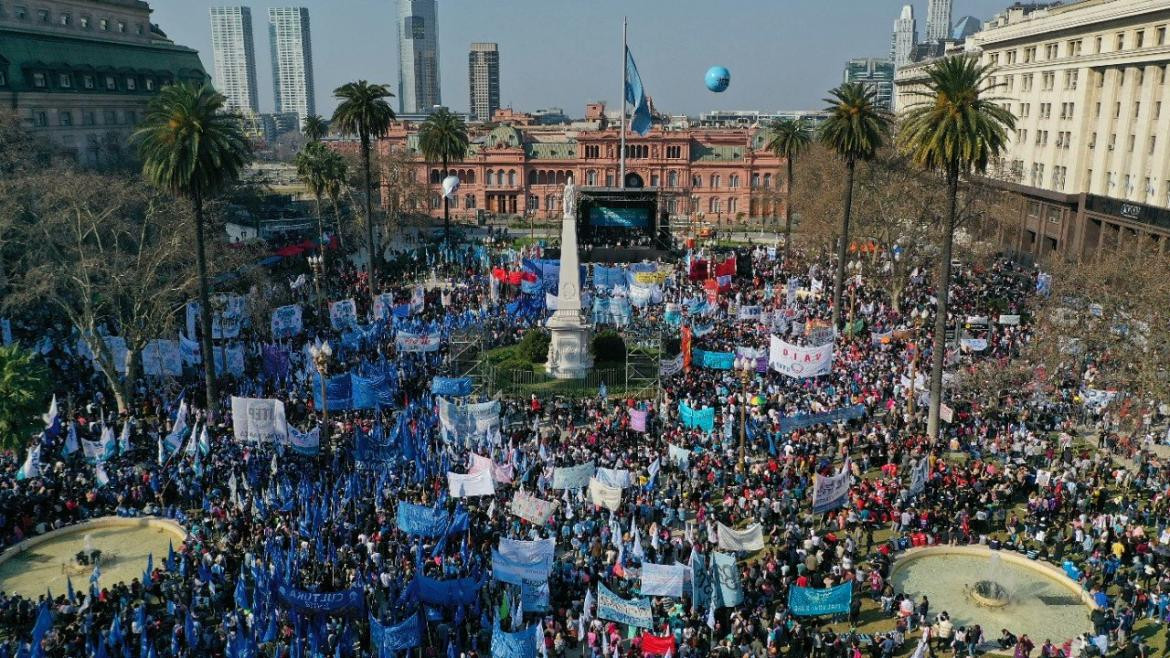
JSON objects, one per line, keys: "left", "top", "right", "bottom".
{"left": 716, "top": 522, "right": 766, "bottom": 552}
{"left": 447, "top": 469, "right": 495, "bottom": 498}
{"left": 998, "top": 314, "right": 1021, "bottom": 326}
{"left": 811, "top": 459, "right": 851, "bottom": 514}
{"left": 659, "top": 353, "right": 684, "bottom": 377}
{"left": 595, "top": 468, "right": 632, "bottom": 489}
{"left": 551, "top": 461, "right": 596, "bottom": 489}
{"left": 270, "top": 304, "right": 303, "bottom": 338}
{"left": 498, "top": 537, "right": 555, "bottom": 569}
{"left": 588, "top": 477, "right": 623, "bottom": 511}
{"left": 141, "top": 339, "right": 182, "bottom": 377}
{"left": 737, "top": 305, "right": 762, "bottom": 322}
{"left": 395, "top": 330, "right": 441, "bottom": 353}
{"left": 212, "top": 345, "right": 245, "bottom": 376}
{"left": 940, "top": 403, "right": 954, "bottom": 423}
{"left": 639, "top": 563, "right": 687, "bottom": 598}
{"left": 668, "top": 444, "right": 691, "bottom": 470}
{"left": 329, "top": 299, "right": 358, "bottom": 330}
{"left": 510, "top": 490, "right": 556, "bottom": 525}
{"left": 470, "top": 454, "right": 513, "bottom": 484}
{"left": 372, "top": 293, "right": 397, "bottom": 321}
{"left": 230, "top": 397, "right": 288, "bottom": 443}
{"left": 769, "top": 335, "right": 833, "bottom": 378}
{"left": 287, "top": 425, "right": 320, "bottom": 455}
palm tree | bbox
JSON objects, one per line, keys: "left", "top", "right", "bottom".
{"left": 418, "top": 109, "right": 469, "bottom": 243}
{"left": 296, "top": 141, "right": 331, "bottom": 251}
{"left": 766, "top": 118, "right": 813, "bottom": 262}
{"left": 331, "top": 81, "right": 395, "bottom": 305}
{"left": 898, "top": 55, "right": 1015, "bottom": 440}
{"left": 322, "top": 150, "right": 348, "bottom": 250}
{"left": 818, "top": 82, "right": 891, "bottom": 329}
{"left": 0, "top": 345, "right": 50, "bottom": 451}
{"left": 302, "top": 114, "right": 328, "bottom": 143}
{"left": 134, "top": 82, "right": 250, "bottom": 419}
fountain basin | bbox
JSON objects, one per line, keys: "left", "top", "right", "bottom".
{"left": 0, "top": 517, "right": 185, "bottom": 599}
{"left": 890, "top": 546, "right": 1093, "bottom": 652}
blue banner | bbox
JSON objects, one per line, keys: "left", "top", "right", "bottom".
{"left": 411, "top": 575, "right": 480, "bottom": 608}
{"left": 691, "top": 553, "right": 711, "bottom": 611}
{"left": 431, "top": 376, "right": 472, "bottom": 397}
{"left": 593, "top": 264, "right": 627, "bottom": 289}
{"left": 678, "top": 402, "right": 714, "bottom": 432}
{"left": 491, "top": 622, "right": 538, "bottom": 658}
{"left": 712, "top": 551, "right": 743, "bottom": 608}
{"left": 370, "top": 614, "right": 421, "bottom": 655}
{"left": 492, "top": 549, "right": 550, "bottom": 586}
{"left": 787, "top": 582, "right": 852, "bottom": 616}
{"left": 521, "top": 579, "right": 550, "bottom": 613}
{"left": 354, "top": 423, "right": 396, "bottom": 469}
{"left": 596, "top": 582, "right": 653, "bottom": 629}
{"left": 275, "top": 582, "right": 364, "bottom": 617}
{"left": 693, "top": 349, "right": 734, "bottom": 370}
{"left": 396, "top": 502, "right": 450, "bottom": 537}
{"left": 778, "top": 405, "right": 867, "bottom": 434}
{"left": 313, "top": 373, "right": 353, "bottom": 411}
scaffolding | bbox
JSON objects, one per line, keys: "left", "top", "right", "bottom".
{"left": 445, "top": 330, "right": 496, "bottom": 397}
{"left": 623, "top": 326, "right": 662, "bottom": 401}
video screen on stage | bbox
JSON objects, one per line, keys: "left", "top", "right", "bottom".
{"left": 589, "top": 206, "right": 651, "bottom": 229}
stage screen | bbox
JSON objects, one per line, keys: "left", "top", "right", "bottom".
{"left": 589, "top": 205, "right": 651, "bottom": 229}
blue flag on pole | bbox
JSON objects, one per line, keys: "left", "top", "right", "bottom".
{"left": 624, "top": 47, "right": 652, "bottom": 135}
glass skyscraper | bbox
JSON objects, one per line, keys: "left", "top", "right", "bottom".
{"left": 396, "top": 0, "right": 441, "bottom": 114}
{"left": 210, "top": 6, "right": 259, "bottom": 114}
{"left": 268, "top": 7, "right": 316, "bottom": 127}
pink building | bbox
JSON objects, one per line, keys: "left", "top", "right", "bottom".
{"left": 373, "top": 103, "right": 788, "bottom": 224}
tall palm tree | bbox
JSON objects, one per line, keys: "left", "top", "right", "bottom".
{"left": 418, "top": 108, "right": 469, "bottom": 243}
{"left": 302, "top": 114, "right": 328, "bottom": 143}
{"left": 134, "top": 82, "right": 249, "bottom": 419}
{"left": 296, "top": 141, "right": 331, "bottom": 251}
{"left": 818, "top": 82, "right": 891, "bottom": 329}
{"left": 331, "top": 81, "right": 395, "bottom": 305}
{"left": 766, "top": 118, "right": 813, "bottom": 262}
{"left": 322, "top": 150, "right": 348, "bottom": 250}
{"left": 898, "top": 55, "right": 1015, "bottom": 440}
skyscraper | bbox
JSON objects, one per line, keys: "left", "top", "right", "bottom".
{"left": 268, "top": 7, "right": 316, "bottom": 128}
{"left": 844, "top": 58, "right": 895, "bottom": 111}
{"left": 926, "top": 0, "right": 954, "bottom": 42}
{"left": 468, "top": 43, "right": 500, "bottom": 122}
{"left": 396, "top": 0, "right": 441, "bottom": 115}
{"left": 891, "top": 4, "right": 918, "bottom": 68}
{"left": 210, "top": 6, "right": 259, "bottom": 114}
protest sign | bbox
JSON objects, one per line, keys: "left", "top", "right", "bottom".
{"left": 270, "top": 304, "right": 303, "bottom": 338}
{"left": 510, "top": 490, "right": 556, "bottom": 526}
{"left": 640, "top": 563, "right": 687, "bottom": 598}
{"left": 788, "top": 583, "right": 852, "bottom": 616}
{"left": 551, "top": 461, "right": 595, "bottom": 489}
{"left": 230, "top": 397, "right": 288, "bottom": 443}
{"left": 769, "top": 335, "right": 834, "bottom": 377}
{"left": 447, "top": 469, "right": 495, "bottom": 498}
{"left": 588, "top": 478, "right": 623, "bottom": 511}
{"left": 596, "top": 583, "right": 653, "bottom": 628}
{"left": 716, "top": 523, "right": 765, "bottom": 552}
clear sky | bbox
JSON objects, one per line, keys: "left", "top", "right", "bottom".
{"left": 152, "top": 0, "right": 1012, "bottom": 118}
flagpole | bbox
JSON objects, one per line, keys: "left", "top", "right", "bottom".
{"left": 620, "top": 16, "right": 627, "bottom": 189}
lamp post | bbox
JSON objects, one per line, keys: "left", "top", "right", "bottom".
{"left": 734, "top": 356, "right": 752, "bottom": 470}
{"left": 309, "top": 340, "right": 333, "bottom": 464}
{"left": 908, "top": 307, "right": 928, "bottom": 417}
{"left": 308, "top": 254, "right": 325, "bottom": 319}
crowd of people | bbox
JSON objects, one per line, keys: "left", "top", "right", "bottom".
{"left": 0, "top": 226, "right": 1166, "bottom": 658}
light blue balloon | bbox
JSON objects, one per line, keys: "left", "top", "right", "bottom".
{"left": 705, "top": 66, "right": 730, "bottom": 93}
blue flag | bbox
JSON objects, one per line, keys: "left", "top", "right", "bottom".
{"left": 624, "top": 47, "right": 652, "bottom": 135}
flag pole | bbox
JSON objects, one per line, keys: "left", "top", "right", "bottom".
{"left": 620, "top": 16, "right": 627, "bottom": 189}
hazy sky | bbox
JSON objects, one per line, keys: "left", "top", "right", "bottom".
{"left": 152, "top": 0, "right": 1011, "bottom": 117}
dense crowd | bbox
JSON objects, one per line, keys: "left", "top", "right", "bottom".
{"left": 0, "top": 229, "right": 1166, "bottom": 658}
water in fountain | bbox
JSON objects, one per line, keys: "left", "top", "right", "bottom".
{"left": 82, "top": 534, "right": 94, "bottom": 555}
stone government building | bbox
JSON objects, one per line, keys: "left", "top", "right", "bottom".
{"left": 0, "top": 0, "right": 207, "bottom": 167}
{"left": 374, "top": 103, "right": 788, "bottom": 224}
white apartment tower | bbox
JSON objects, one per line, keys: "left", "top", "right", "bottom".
{"left": 268, "top": 7, "right": 316, "bottom": 128}
{"left": 210, "top": 6, "right": 259, "bottom": 114}
{"left": 396, "top": 0, "right": 441, "bottom": 114}
{"left": 468, "top": 42, "right": 500, "bottom": 121}
{"left": 926, "top": 0, "right": 954, "bottom": 42}
{"left": 892, "top": 5, "right": 918, "bottom": 68}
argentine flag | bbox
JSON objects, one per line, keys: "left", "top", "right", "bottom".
{"left": 624, "top": 47, "right": 652, "bottom": 135}
{"left": 16, "top": 445, "right": 40, "bottom": 480}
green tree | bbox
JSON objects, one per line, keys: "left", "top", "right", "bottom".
{"left": 331, "top": 81, "right": 395, "bottom": 305}
{"left": 302, "top": 114, "right": 328, "bottom": 143}
{"left": 0, "top": 345, "right": 50, "bottom": 451}
{"left": 766, "top": 118, "right": 813, "bottom": 262}
{"left": 134, "top": 82, "right": 251, "bottom": 419}
{"left": 898, "top": 55, "right": 1015, "bottom": 440}
{"left": 418, "top": 108, "right": 469, "bottom": 243}
{"left": 818, "top": 82, "right": 891, "bottom": 328}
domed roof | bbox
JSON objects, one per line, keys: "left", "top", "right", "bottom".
{"left": 484, "top": 125, "right": 523, "bottom": 149}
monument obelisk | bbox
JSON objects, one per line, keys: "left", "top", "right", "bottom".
{"left": 546, "top": 177, "right": 594, "bottom": 379}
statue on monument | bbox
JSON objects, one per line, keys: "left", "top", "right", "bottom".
{"left": 563, "top": 176, "right": 577, "bottom": 219}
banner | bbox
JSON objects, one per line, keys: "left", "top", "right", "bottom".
{"left": 521, "top": 579, "right": 550, "bottom": 613}
{"left": 588, "top": 478, "right": 623, "bottom": 511}
{"left": 270, "top": 304, "right": 303, "bottom": 338}
{"left": 659, "top": 353, "right": 683, "bottom": 377}
{"left": 370, "top": 614, "right": 421, "bottom": 654}
{"left": 960, "top": 338, "right": 988, "bottom": 351}
{"left": 447, "top": 469, "right": 495, "bottom": 498}
{"left": 396, "top": 330, "right": 441, "bottom": 353}
{"left": 640, "top": 563, "right": 687, "bottom": 598}
{"left": 678, "top": 402, "right": 714, "bottom": 432}
{"left": 471, "top": 454, "right": 514, "bottom": 484}
{"left": 769, "top": 335, "right": 834, "bottom": 378}
{"left": 939, "top": 403, "right": 954, "bottom": 423}
{"left": 593, "top": 264, "right": 628, "bottom": 289}
{"left": 275, "top": 581, "right": 364, "bottom": 617}
{"left": 712, "top": 551, "right": 743, "bottom": 608}
{"left": 510, "top": 490, "right": 555, "bottom": 526}
{"left": 230, "top": 397, "right": 288, "bottom": 443}
{"left": 396, "top": 502, "right": 452, "bottom": 537}
{"left": 668, "top": 444, "right": 691, "bottom": 470}
{"left": 329, "top": 299, "right": 358, "bottom": 330}
{"left": 431, "top": 376, "right": 472, "bottom": 397}
{"left": 717, "top": 523, "right": 765, "bottom": 552}
{"left": 595, "top": 468, "right": 632, "bottom": 489}
{"left": 737, "top": 305, "right": 762, "bottom": 322}
{"left": 788, "top": 582, "right": 852, "bottom": 616}
{"left": 439, "top": 398, "right": 501, "bottom": 443}
{"left": 412, "top": 575, "right": 481, "bottom": 608}
{"left": 551, "top": 461, "right": 595, "bottom": 489}
{"left": 693, "top": 348, "right": 734, "bottom": 370}
{"left": 141, "top": 339, "right": 182, "bottom": 377}
{"left": 630, "top": 409, "right": 648, "bottom": 433}
{"left": 640, "top": 632, "right": 677, "bottom": 656}
{"left": 908, "top": 457, "right": 929, "bottom": 497}
{"left": 778, "top": 405, "right": 867, "bottom": 434}
{"left": 492, "top": 549, "right": 550, "bottom": 586}
{"left": 998, "top": 314, "right": 1021, "bottom": 325}
{"left": 212, "top": 345, "right": 245, "bottom": 377}
{"left": 690, "top": 552, "right": 710, "bottom": 610}
{"left": 664, "top": 303, "right": 682, "bottom": 326}
{"left": 491, "top": 622, "right": 538, "bottom": 658}
{"left": 287, "top": 425, "right": 320, "bottom": 456}
{"left": 596, "top": 583, "right": 653, "bottom": 629}
{"left": 811, "top": 460, "right": 851, "bottom": 514}
{"left": 498, "top": 538, "right": 556, "bottom": 572}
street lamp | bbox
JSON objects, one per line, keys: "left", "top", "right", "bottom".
{"left": 309, "top": 340, "right": 333, "bottom": 462}
{"left": 734, "top": 355, "right": 753, "bottom": 470}
{"left": 907, "top": 307, "right": 929, "bottom": 417}
{"left": 307, "top": 254, "right": 325, "bottom": 318}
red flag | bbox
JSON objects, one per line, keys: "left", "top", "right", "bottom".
{"left": 640, "top": 632, "right": 676, "bottom": 656}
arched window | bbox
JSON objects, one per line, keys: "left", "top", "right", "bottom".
{"left": 555, "top": 171, "right": 566, "bottom": 185}
{"left": 692, "top": 175, "right": 702, "bottom": 188}
{"left": 690, "top": 196, "right": 699, "bottom": 212}
{"left": 449, "top": 195, "right": 458, "bottom": 209}
{"left": 728, "top": 198, "right": 736, "bottom": 214}
{"left": 751, "top": 173, "right": 760, "bottom": 188}
{"left": 495, "top": 170, "right": 504, "bottom": 186}
{"left": 430, "top": 195, "right": 441, "bottom": 209}
{"left": 466, "top": 170, "right": 475, "bottom": 184}
{"left": 465, "top": 194, "right": 476, "bottom": 209}
{"left": 667, "top": 171, "right": 678, "bottom": 188}
{"left": 586, "top": 170, "right": 598, "bottom": 186}
{"left": 711, "top": 174, "right": 720, "bottom": 189}
{"left": 486, "top": 170, "right": 494, "bottom": 187}
{"left": 527, "top": 194, "right": 538, "bottom": 210}
{"left": 729, "top": 174, "right": 739, "bottom": 189}
{"left": 430, "top": 169, "right": 441, "bottom": 184}
{"left": 507, "top": 170, "right": 516, "bottom": 186}
{"left": 763, "top": 173, "right": 772, "bottom": 189}
{"left": 545, "top": 195, "right": 555, "bottom": 211}
{"left": 528, "top": 170, "right": 538, "bottom": 185}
